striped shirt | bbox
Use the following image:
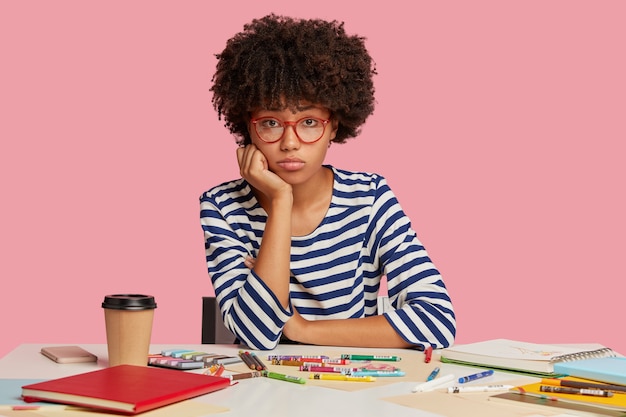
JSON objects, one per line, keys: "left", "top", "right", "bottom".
{"left": 200, "top": 166, "right": 456, "bottom": 350}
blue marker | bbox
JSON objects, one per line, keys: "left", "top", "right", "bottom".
{"left": 426, "top": 367, "right": 440, "bottom": 381}
{"left": 458, "top": 369, "right": 494, "bottom": 384}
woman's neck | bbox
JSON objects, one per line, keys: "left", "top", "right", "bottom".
{"left": 291, "top": 166, "right": 333, "bottom": 209}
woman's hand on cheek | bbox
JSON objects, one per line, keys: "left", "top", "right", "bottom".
{"left": 236, "top": 144, "right": 291, "bottom": 201}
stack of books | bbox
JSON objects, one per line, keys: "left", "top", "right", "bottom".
{"left": 489, "top": 356, "right": 626, "bottom": 416}
{"left": 490, "top": 375, "right": 626, "bottom": 416}
{"left": 443, "top": 339, "right": 626, "bottom": 416}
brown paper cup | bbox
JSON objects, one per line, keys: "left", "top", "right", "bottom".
{"left": 102, "top": 294, "right": 157, "bottom": 367}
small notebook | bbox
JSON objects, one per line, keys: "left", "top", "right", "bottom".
{"left": 440, "top": 339, "right": 617, "bottom": 376}
{"left": 554, "top": 357, "right": 626, "bottom": 386}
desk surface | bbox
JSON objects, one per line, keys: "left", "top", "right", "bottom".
{"left": 0, "top": 343, "right": 552, "bottom": 417}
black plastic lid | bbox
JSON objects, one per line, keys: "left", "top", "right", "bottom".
{"left": 102, "top": 294, "right": 157, "bottom": 310}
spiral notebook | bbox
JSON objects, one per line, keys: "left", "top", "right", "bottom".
{"left": 440, "top": 339, "right": 617, "bottom": 377}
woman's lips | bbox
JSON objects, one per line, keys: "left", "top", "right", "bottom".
{"left": 277, "top": 159, "right": 305, "bottom": 171}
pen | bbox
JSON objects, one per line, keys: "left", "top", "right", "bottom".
{"left": 540, "top": 385, "right": 613, "bottom": 397}
{"left": 226, "top": 371, "right": 263, "bottom": 381}
{"left": 300, "top": 365, "right": 360, "bottom": 373}
{"left": 426, "top": 367, "right": 440, "bottom": 381}
{"left": 325, "top": 358, "right": 351, "bottom": 365}
{"left": 310, "top": 373, "right": 376, "bottom": 382}
{"left": 267, "top": 355, "right": 329, "bottom": 360}
{"left": 458, "top": 370, "right": 494, "bottom": 384}
{"left": 238, "top": 350, "right": 258, "bottom": 370}
{"left": 447, "top": 384, "right": 514, "bottom": 393}
{"left": 263, "top": 371, "right": 306, "bottom": 384}
{"left": 540, "top": 378, "right": 626, "bottom": 393}
{"left": 244, "top": 351, "right": 264, "bottom": 370}
{"left": 267, "top": 355, "right": 330, "bottom": 363}
{"left": 272, "top": 359, "right": 350, "bottom": 366}
{"left": 424, "top": 346, "right": 433, "bottom": 363}
{"left": 213, "top": 363, "right": 225, "bottom": 377}
{"left": 249, "top": 352, "right": 268, "bottom": 370}
{"left": 351, "top": 370, "right": 406, "bottom": 377}
{"left": 340, "top": 354, "right": 401, "bottom": 362}
{"left": 412, "top": 374, "right": 456, "bottom": 393}
{"left": 271, "top": 359, "right": 306, "bottom": 366}
{"left": 203, "top": 363, "right": 220, "bottom": 375}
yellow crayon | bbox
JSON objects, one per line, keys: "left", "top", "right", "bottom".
{"left": 309, "top": 373, "right": 375, "bottom": 382}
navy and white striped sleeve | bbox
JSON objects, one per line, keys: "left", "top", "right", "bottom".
{"left": 200, "top": 186, "right": 292, "bottom": 350}
{"left": 369, "top": 178, "right": 456, "bottom": 348}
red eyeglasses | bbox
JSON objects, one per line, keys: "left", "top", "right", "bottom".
{"left": 251, "top": 116, "right": 330, "bottom": 143}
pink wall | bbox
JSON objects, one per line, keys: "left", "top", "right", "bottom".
{"left": 2, "top": 1, "right": 625, "bottom": 358}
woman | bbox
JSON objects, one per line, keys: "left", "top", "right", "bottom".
{"left": 200, "top": 14, "right": 456, "bottom": 350}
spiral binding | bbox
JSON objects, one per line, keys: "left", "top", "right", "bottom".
{"left": 549, "top": 347, "right": 616, "bottom": 364}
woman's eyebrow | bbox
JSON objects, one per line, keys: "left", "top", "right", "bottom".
{"left": 253, "top": 101, "right": 323, "bottom": 115}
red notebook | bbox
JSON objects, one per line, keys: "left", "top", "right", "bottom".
{"left": 21, "top": 365, "right": 229, "bottom": 414}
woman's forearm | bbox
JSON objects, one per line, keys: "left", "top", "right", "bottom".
{"left": 252, "top": 194, "right": 293, "bottom": 308}
{"left": 285, "top": 314, "right": 414, "bottom": 348}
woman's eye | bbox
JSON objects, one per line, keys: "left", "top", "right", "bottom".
{"left": 261, "top": 119, "right": 281, "bottom": 128}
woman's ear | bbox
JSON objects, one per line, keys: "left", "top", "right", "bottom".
{"left": 329, "top": 119, "right": 339, "bottom": 141}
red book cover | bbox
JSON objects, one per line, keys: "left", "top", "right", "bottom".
{"left": 21, "top": 365, "right": 229, "bottom": 414}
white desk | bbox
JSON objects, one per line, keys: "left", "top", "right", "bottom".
{"left": 0, "top": 344, "right": 547, "bottom": 417}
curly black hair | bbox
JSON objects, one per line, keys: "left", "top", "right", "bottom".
{"left": 211, "top": 14, "right": 377, "bottom": 145}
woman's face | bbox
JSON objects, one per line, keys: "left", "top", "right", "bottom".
{"left": 248, "top": 103, "right": 337, "bottom": 186}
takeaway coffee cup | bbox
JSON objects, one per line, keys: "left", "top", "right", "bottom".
{"left": 102, "top": 294, "right": 157, "bottom": 367}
